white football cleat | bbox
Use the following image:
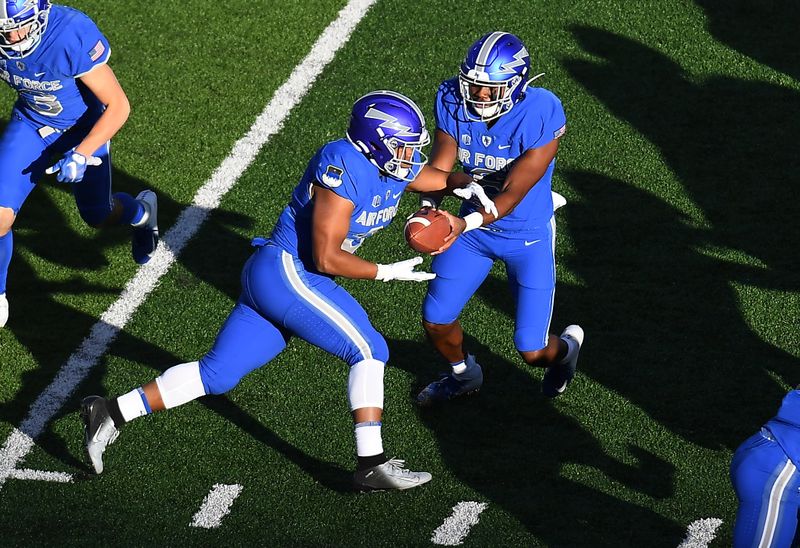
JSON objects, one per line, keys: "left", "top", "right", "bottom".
{"left": 0, "top": 293, "right": 8, "bottom": 327}
{"left": 81, "top": 396, "right": 120, "bottom": 474}
{"left": 552, "top": 191, "right": 567, "bottom": 212}
{"left": 353, "top": 458, "right": 432, "bottom": 491}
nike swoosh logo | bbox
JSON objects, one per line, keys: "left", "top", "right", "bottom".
{"left": 392, "top": 191, "right": 403, "bottom": 199}
{"left": 34, "top": 72, "right": 45, "bottom": 77}
{"left": 498, "top": 144, "right": 511, "bottom": 149}
{"left": 524, "top": 239, "right": 541, "bottom": 246}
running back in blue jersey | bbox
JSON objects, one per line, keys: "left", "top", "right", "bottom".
{"left": 435, "top": 77, "right": 566, "bottom": 232}
{"left": 270, "top": 138, "right": 421, "bottom": 270}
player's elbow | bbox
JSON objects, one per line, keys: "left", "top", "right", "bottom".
{"left": 116, "top": 94, "right": 131, "bottom": 123}
{"left": 313, "top": 251, "right": 338, "bottom": 275}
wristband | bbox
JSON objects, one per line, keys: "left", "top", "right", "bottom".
{"left": 463, "top": 211, "right": 484, "bottom": 232}
{"left": 420, "top": 195, "right": 440, "bottom": 209}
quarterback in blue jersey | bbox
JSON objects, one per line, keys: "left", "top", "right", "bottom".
{"left": 415, "top": 32, "right": 584, "bottom": 406}
{"left": 0, "top": 1, "right": 159, "bottom": 327}
{"left": 731, "top": 390, "right": 800, "bottom": 547}
{"left": 80, "top": 91, "right": 490, "bottom": 490}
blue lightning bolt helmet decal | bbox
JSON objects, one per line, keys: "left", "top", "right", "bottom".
{"left": 346, "top": 90, "right": 430, "bottom": 182}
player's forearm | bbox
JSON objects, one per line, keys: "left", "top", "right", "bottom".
{"left": 74, "top": 98, "right": 130, "bottom": 157}
{"left": 445, "top": 171, "right": 473, "bottom": 190}
{"left": 314, "top": 249, "right": 380, "bottom": 280}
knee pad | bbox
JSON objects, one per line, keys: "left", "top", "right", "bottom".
{"left": 155, "top": 361, "right": 207, "bottom": 409}
{"left": 348, "top": 359, "right": 385, "bottom": 411}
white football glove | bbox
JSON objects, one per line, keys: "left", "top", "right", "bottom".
{"left": 375, "top": 257, "right": 435, "bottom": 282}
{"left": 45, "top": 149, "right": 103, "bottom": 183}
{"left": 453, "top": 181, "right": 499, "bottom": 218}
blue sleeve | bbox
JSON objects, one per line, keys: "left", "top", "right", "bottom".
{"left": 525, "top": 90, "right": 567, "bottom": 150}
{"left": 64, "top": 14, "right": 111, "bottom": 77}
{"left": 434, "top": 81, "right": 457, "bottom": 139}
{"left": 313, "top": 146, "right": 359, "bottom": 205}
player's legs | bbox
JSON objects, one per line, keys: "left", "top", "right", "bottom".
{"left": 0, "top": 113, "right": 54, "bottom": 327}
{"left": 506, "top": 217, "right": 583, "bottom": 397}
{"left": 245, "top": 243, "right": 429, "bottom": 488}
{"left": 417, "top": 233, "right": 493, "bottom": 406}
{"left": 81, "top": 297, "right": 290, "bottom": 473}
{"left": 57, "top": 123, "right": 159, "bottom": 263}
{"left": 731, "top": 429, "right": 800, "bottom": 547}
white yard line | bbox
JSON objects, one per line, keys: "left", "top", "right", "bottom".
{"left": 0, "top": 0, "right": 377, "bottom": 490}
{"left": 431, "top": 501, "right": 489, "bottom": 546}
{"left": 190, "top": 483, "right": 244, "bottom": 529}
{"left": 677, "top": 518, "right": 723, "bottom": 548}
{"left": 7, "top": 468, "right": 73, "bottom": 483}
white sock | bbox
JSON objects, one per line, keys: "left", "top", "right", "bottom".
{"left": 451, "top": 359, "right": 467, "bottom": 375}
{"left": 154, "top": 361, "right": 207, "bottom": 409}
{"left": 116, "top": 388, "right": 149, "bottom": 422}
{"left": 354, "top": 421, "right": 383, "bottom": 457}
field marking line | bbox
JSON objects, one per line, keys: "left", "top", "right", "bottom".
{"left": 190, "top": 483, "right": 244, "bottom": 529}
{"left": 431, "top": 501, "right": 489, "bottom": 546}
{"left": 0, "top": 0, "right": 378, "bottom": 490}
{"left": 7, "top": 468, "right": 73, "bottom": 483}
{"left": 677, "top": 518, "right": 723, "bottom": 548}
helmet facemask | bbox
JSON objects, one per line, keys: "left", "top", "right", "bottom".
{"left": 380, "top": 130, "right": 430, "bottom": 182}
{"left": 0, "top": 4, "right": 49, "bottom": 59}
{"left": 459, "top": 69, "right": 523, "bottom": 122}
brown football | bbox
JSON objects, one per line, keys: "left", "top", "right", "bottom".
{"left": 404, "top": 208, "right": 452, "bottom": 254}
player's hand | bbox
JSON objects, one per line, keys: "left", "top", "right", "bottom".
{"left": 432, "top": 209, "right": 466, "bottom": 255}
{"left": 453, "top": 181, "right": 498, "bottom": 218}
{"left": 375, "top": 257, "right": 435, "bottom": 282}
{"left": 45, "top": 150, "right": 102, "bottom": 183}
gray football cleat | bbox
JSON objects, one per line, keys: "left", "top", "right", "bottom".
{"left": 542, "top": 324, "right": 584, "bottom": 398}
{"left": 353, "top": 458, "right": 432, "bottom": 491}
{"left": 416, "top": 354, "right": 483, "bottom": 407}
{"left": 132, "top": 190, "right": 159, "bottom": 265}
{"left": 81, "top": 396, "right": 120, "bottom": 474}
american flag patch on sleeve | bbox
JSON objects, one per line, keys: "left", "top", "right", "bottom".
{"left": 554, "top": 124, "right": 566, "bottom": 139}
{"left": 88, "top": 40, "right": 106, "bottom": 61}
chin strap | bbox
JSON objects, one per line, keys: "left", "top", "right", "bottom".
{"left": 525, "top": 72, "right": 546, "bottom": 87}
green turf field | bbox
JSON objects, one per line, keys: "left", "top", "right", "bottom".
{"left": 0, "top": 0, "right": 798, "bottom": 545}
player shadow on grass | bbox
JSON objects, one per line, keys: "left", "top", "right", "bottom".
{"left": 560, "top": 26, "right": 799, "bottom": 450}
{"left": 390, "top": 338, "right": 682, "bottom": 546}
{"left": 695, "top": 0, "right": 800, "bottom": 83}
{"left": 1, "top": 166, "right": 351, "bottom": 491}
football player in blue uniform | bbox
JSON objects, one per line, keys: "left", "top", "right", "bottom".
{"left": 415, "top": 32, "right": 584, "bottom": 406}
{"left": 80, "top": 91, "right": 493, "bottom": 490}
{"left": 731, "top": 389, "right": 800, "bottom": 547}
{"left": 0, "top": 0, "right": 159, "bottom": 327}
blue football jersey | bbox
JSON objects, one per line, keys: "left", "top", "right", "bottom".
{"left": 765, "top": 390, "right": 800, "bottom": 469}
{"left": 270, "top": 139, "right": 418, "bottom": 271}
{"left": 435, "top": 77, "right": 566, "bottom": 233}
{"left": 0, "top": 6, "right": 110, "bottom": 128}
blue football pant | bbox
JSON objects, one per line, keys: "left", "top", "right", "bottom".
{"left": 0, "top": 110, "right": 113, "bottom": 220}
{"left": 731, "top": 429, "right": 800, "bottom": 548}
{"left": 423, "top": 217, "right": 557, "bottom": 352}
{"left": 199, "top": 243, "right": 389, "bottom": 395}
{"left": 0, "top": 110, "right": 127, "bottom": 293}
